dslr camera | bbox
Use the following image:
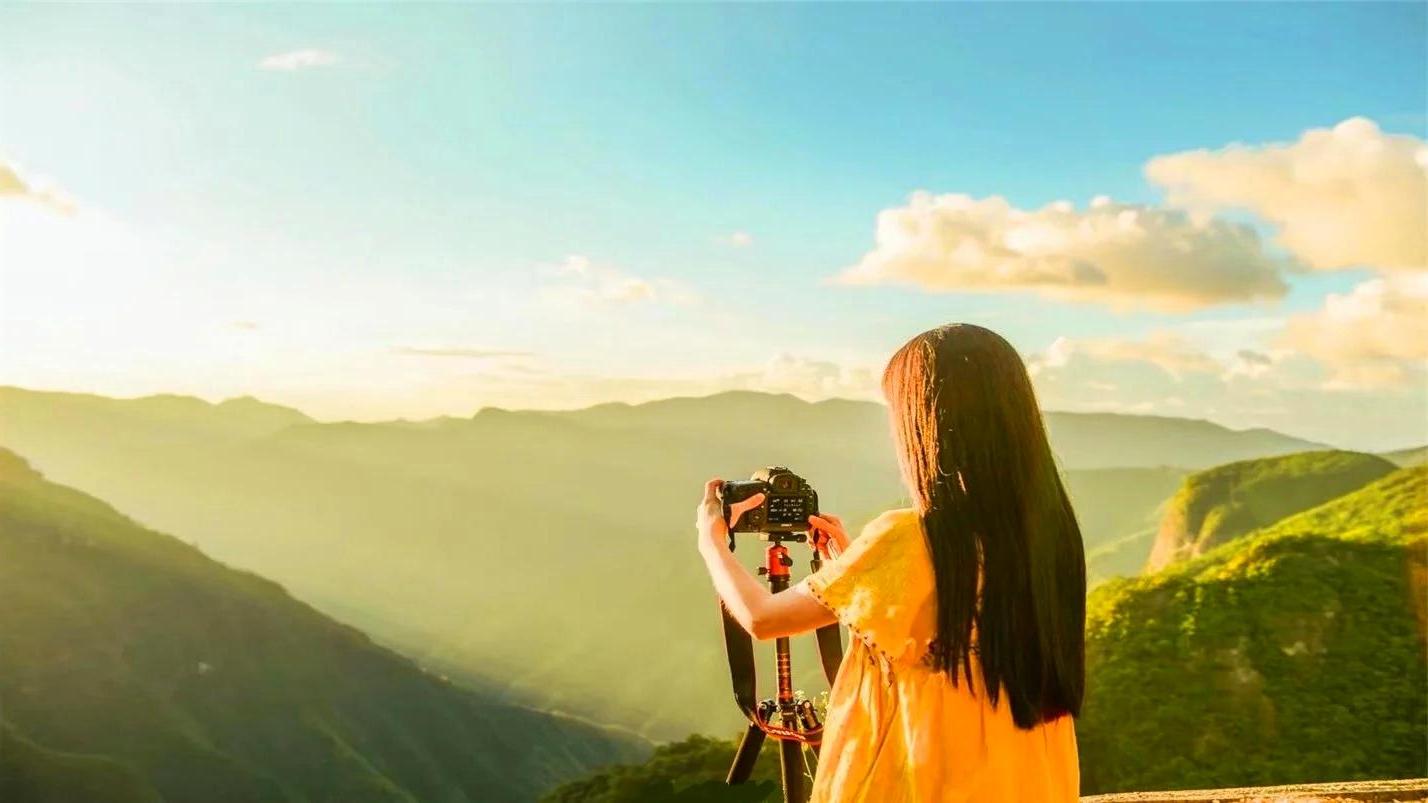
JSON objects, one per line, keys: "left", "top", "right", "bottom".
{"left": 719, "top": 466, "right": 819, "bottom": 536}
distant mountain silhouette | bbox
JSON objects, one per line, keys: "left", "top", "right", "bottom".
{"left": 0, "top": 386, "right": 1337, "bottom": 738}
{"left": 1064, "top": 466, "right": 1191, "bottom": 582}
{"left": 1039, "top": 410, "right": 1329, "bottom": 471}
{"left": 1380, "top": 444, "right": 1428, "bottom": 467}
{"left": 0, "top": 448, "right": 644, "bottom": 802}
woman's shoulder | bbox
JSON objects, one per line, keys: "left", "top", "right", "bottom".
{"left": 810, "top": 506, "right": 935, "bottom": 666}
{"left": 837, "top": 507, "right": 930, "bottom": 577}
{"left": 859, "top": 507, "right": 923, "bottom": 546}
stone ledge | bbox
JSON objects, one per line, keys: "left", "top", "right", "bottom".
{"left": 1083, "top": 779, "right": 1428, "bottom": 803}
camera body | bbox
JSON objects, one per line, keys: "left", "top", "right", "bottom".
{"left": 720, "top": 466, "right": 819, "bottom": 535}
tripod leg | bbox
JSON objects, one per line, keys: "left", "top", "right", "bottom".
{"left": 726, "top": 723, "right": 766, "bottom": 784}
{"left": 779, "top": 737, "right": 806, "bottom": 802}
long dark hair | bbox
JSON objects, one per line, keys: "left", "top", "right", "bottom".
{"left": 883, "top": 323, "right": 1085, "bottom": 728}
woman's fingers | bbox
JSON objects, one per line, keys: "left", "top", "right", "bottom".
{"left": 727, "top": 493, "right": 765, "bottom": 527}
{"left": 808, "top": 513, "right": 851, "bottom": 551}
{"left": 697, "top": 478, "right": 725, "bottom": 528}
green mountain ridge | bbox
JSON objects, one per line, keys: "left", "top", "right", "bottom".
{"left": 1079, "top": 466, "right": 1428, "bottom": 793}
{"left": 0, "top": 386, "right": 1342, "bottom": 738}
{"left": 540, "top": 735, "right": 781, "bottom": 803}
{"left": 0, "top": 448, "right": 645, "bottom": 802}
{"left": 1144, "top": 450, "right": 1398, "bottom": 572}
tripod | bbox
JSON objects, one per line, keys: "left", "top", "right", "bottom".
{"left": 720, "top": 531, "right": 843, "bottom": 803}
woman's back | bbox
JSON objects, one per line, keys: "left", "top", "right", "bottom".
{"left": 801, "top": 508, "right": 1080, "bottom": 803}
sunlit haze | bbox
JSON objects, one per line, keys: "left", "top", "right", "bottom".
{"left": 1, "top": 4, "right": 1425, "bottom": 450}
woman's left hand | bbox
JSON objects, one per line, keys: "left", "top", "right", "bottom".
{"left": 696, "top": 478, "right": 765, "bottom": 555}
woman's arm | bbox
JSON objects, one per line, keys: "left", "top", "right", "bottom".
{"left": 696, "top": 479, "right": 839, "bottom": 640}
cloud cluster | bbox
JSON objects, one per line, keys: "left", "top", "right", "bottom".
{"left": 0, "top": 159, "right": 74, "bottom": 215}
{"left": 726, "top": 354, "right": 878, "bottom": 399}
{"left": 1029, "top": 331, "right": 1223, "bottom": 381}
{"left": 257, "top": 49, "right": 340, "bottom": 72}
{"left": 543, "top": 255, "right": 695, "bottom": 308}
{"left": 843, "top": 118, "right": 1427, "bottom": 313}
{"left": 838, "top": 193, "right": 1288, "bottom": 311}
{"left": 1025, "top": 331, "right": 1360, "bottom": 448}
{"left": 1147, "top": 117, "right": 1428, "bottom": 271}
{"left": 1279, "top": 274, "right": 1428, "bottom": 388}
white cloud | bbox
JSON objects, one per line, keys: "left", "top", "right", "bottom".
{"left": 1147, "top": 117, "right": 1428, "bottom": 271}
{"left": 0, "top": 159, "right": 75, "bottom": 215}
{"left": 1278, "top": 274, "right": 1428, "bottom": 389}
{"left": 257, "top": 49, "right": 340, "bottom": 72}
{"left": 726, "top": 354, "right": 878, "bottom": 399}
{"left": 542, "top": 255, "right": 696, "bottom": 308}
{"left": 1021, "top": 331, "right": 1427, "bottom": 450}
{"left": 838, "top": 192, "right": 1288, "bottom": 311}
{"left": 1029, "top": 331, "right": 1222, "bottom": 381}
{"left": 724, "top": 231, "right": 754, "bottom": 248}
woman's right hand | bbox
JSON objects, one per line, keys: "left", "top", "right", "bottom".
{"left": 808, "top": 513, "right": 851, "bottom": 557}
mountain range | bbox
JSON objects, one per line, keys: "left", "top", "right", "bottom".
{"left": 0, "top": 448, "right": 644, "bottom": 802}
{"left": 0, "top": 386, "right": 1399, "bottom": 739}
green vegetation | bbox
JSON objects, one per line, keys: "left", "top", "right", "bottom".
{"left": 541, "top": 735, "right": 781, "bottom": 803}
{"left": 1078, "top": 467, "right": 1428, "bottom": 793}
{"left": 0, "top": 723, "right": 162, "bottom": 803}
{"left": 0, "top": 387, "right": 1322, "bottom": 739}
{"left": 0, "top": 449, "right": 645, "bottom": 802}
{"left": 1144, "top": 450, "right": 1397, "bottom": 571}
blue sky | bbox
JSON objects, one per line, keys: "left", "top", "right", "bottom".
{"left": 1, "top": 3, "right": 1425, "bottom": 449}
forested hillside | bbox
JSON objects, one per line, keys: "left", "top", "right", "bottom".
{"left": 0, "top": 723, "right": 162, "bottom": 803}
{"left": 1144, "top": 450, "right": 1397, "bottom": 571}
{"left": 541, "top": 736, "right": 781, "bottom": 803}
{"left": 1079, "top": 467, "right": 1427, "bottom": 793}
{"left": 0, "top": 449, "right": 644, "bottom": 802}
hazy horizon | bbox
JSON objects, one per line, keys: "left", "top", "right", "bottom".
{"left": 3, "top": 4, "right": 1425, "bottom": 451}
{"left": 8, "top": 380, "right": 1425, "bottom": 454}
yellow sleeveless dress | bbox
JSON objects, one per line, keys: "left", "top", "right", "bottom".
{"left": 798, "top": 508, "right": 1080, "bottom": 803}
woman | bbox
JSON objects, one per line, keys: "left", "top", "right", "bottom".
{"left": 697, "top": 323, "right": 1085, "bottom": 802}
